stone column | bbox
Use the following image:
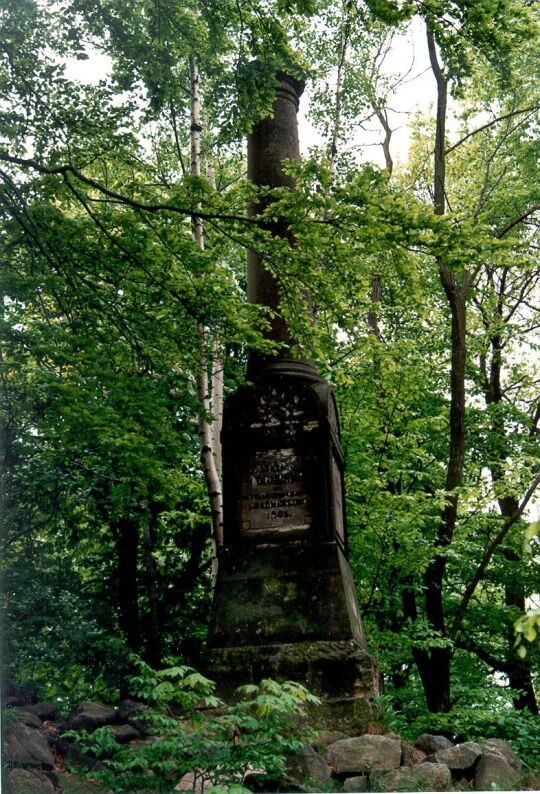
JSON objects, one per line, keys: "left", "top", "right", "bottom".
{"left": 207, "top": 70, "right": 379, "bottom": 725}
{"left": 246, "top": 70, "right": 303, "bottom": 351}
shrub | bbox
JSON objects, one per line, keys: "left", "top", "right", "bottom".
{"left": 69, "top": 660, "right": 320, "bottom": 792}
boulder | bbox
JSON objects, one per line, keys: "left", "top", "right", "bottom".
{"left": 479, "top": 738, "right": 522, "bottom": 773}
{"left": 117, "top": 699, "right": 151, "bottom": 734}
{"left": 474, "top": 753, "right": 520, "bottom": 791}
{"left": 8, "top": 769, "right": 55, "bottom": 794}
{"left": 25, "top": 703, "right": 59, "bottom": 721}
{"left": 375, "top": 762, "right": 452, "bottom": 792}
{"left": 425, "top": 741, "right": 482, "bottom": 773}
{"left": 312, "top": 730, "right": 347, "bottom": 749}
{"left": 325, "top": 734, "right": 402, "bottom": 777}
{"left": 67, "top": 702, "right": 117, "bottom": 731}
{"left": 117, "top": 699, "right": 145, "bottom": 722}
{"left": 343, "top": 775, "right": 369, "bottom": 792}
{"left": 414, "top": 733, "right": 454, "bottom": 755}
{"left": 243, "top": 772, "right": 307, "bottom": 792}
{"left": 109, "top": 723, "right": 141, "bottom": 743}
{"left": 11, "top": 708, "right": 43, "bottom": 730}
{"left": 59, "top": 739, "right": 94, "bottom": 771}
{"left": 402, "top": 744, "right": 427, "bottom": 767}
{"left": 3, "top": 721, "right": 54, "bottom": 769}
{"left": 287, "top": 743, "right": 331, "bottom": 788}
{"left": 175, "top": 772, "right": 208, "bottom": 792}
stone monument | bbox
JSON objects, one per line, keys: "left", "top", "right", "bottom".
{"left": 207, "top": 70, "right": 379, "bottom": 714}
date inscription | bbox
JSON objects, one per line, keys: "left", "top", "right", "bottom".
{"left": 240, "top": 447, "right": 311, "bottom": 533}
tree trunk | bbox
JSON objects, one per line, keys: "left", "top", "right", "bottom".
{"left": 413, "top": 26, "right": 466, "bottom": 713}
{"left": 503, "top": 546, "right": 539, "bottom": 713}
{"left": 112, "top": 517, "right": 141, "bottom": 654}
{"left": 189, "top": 56, "right": 224, "bottom": 559}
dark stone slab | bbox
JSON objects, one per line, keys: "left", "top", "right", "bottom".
{"left": 25, "top": 703, "right": 59, "bottom": 721}
{"left": 286, "top": 742, "right": 332, "bottom": 788}
{"left": 221, "top": 366, "right": 346, "bottom": 549}
{"left": 67, "top": 702, "right": 117, "bottom": 731}
{"left": 243, "top": 772, "right": 307, "bottom": 792}
{"left": 109, "top": 723, "right": 140, "bottom": 743}
{"left": 415, "top": 733, "right": 454, "bottom": 754}
{"left": 3, "top": 721, "right": 55, "bottom": 769}
{"left": 11, "top": 708, "right": 43, "bottom": 729}
{"left": 8, "top": 768, "right": 55, "bottom": 794}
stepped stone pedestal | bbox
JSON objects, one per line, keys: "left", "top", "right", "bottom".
{"left": 207, "top": 361, "right": 379, "bottom": 714}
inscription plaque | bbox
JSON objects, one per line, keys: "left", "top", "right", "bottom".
{"left": 239, "top": 447, "right": 311, "bottom": 534}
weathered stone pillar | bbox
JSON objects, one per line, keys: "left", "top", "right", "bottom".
{"left": 207, "top": 70, "right": 379, "bottom": 723}
{"left": 246, "top": 70, "right": 302, "bottom": 352}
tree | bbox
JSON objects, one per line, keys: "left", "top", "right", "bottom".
{"left": 1, "top": 0, "right": 538, "bottom": 724}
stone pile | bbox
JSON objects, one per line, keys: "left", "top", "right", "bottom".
{"left": 280, "top": 731, "right": 524, "bottom": 792}
{"left": 2, "top": 698, "right": 144, "bottom": 793}
{"left": 1, "top": 694, "right": 529, "bottom": 793}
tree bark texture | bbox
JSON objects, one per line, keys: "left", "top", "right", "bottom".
{"left": 189, "top": 56, "right": 224, "bottom": 554}
{"left": 414, "top": 26, "right": 466, "bottom": 713}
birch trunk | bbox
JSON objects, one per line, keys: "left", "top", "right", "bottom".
{"left": 205, "top": 160, "right": 224, "bottom": 481}
{"left": 189, "top": 57, "right": 224, "bottom": 563}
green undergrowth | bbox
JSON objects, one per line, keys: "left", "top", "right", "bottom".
{"left": 67, "top": 660, "right": 320, "bottom": 792}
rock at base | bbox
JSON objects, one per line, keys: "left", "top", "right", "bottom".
{"left": 243, "top": 772, "right": 307, "bottom": 792}
{"left": 375, "top": 762, "right": 452, "bottom": 792}
{"left": 8, "top": 768, "right": 55, "bottom": 793}
{"left": 109, "top": 723, "right": 141, "bottom": 743}
{"left": 402, "top": 743, "right": 427, "bottom": 767}
{"left": 117, "top": 699, "right": 145, "bottom": 723}
{"left": 474, "top": 753, "right": 520, "bottom": 791}
{"left": 68, "top": 702, "right": 117, "bottom": 731}
{"left": 287, "top": 743, "right": 331, "bottom": 789}
{"left": 425, "top": 741, "right": 482, "bottom": 773}
{"left": 25, "top": 703, "right": 59, "bottom": 721}
{"left": 343, "top": 775, "right": 369, "bottom": 792}
{"left": 312, "top": 730, "right": 347, "bottom": 749}
{"left": 10, "top": 709, "right": 43, "bottom": 730}
{"left": 325, "top": 734, "right": 402, "bottom": 776}
{"left": 3, "top": 722, "right": 55, "bottom": 769}
{"left": 479, "top": 739, "right": 523, "bottom": 773}
{"left": 414, "top": 733, "right": 454, "bottom": 755}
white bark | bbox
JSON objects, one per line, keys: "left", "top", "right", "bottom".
{"left": 205, "top": 161, "right": 224, "bottom": 481}
{"left": 189, "top": 57, "right": 224, "bottom": 555}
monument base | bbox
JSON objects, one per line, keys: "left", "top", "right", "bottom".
{"left": 210, "top": 358, "right": 380, "bottom": 723}
{"left": 206, "top": 639, "right": 379, "bottom": 730}
{"left": 207, "top": 542, "right": 380, "bottom": 727}
{"left": 207, "top": 638, "right": 379, "bottom": 700}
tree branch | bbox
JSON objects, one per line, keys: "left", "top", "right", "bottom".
{"left": 497, "top": 204, "right": 540, "bottom": 238}
{"left": 0, "top": 151, "right": 255, "bottom": 225}
{"left": 445, "top": 105, "right": 540, "bottom": 155}
{"left": 451, "top": 471, "right": 540, "bottom": 638}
